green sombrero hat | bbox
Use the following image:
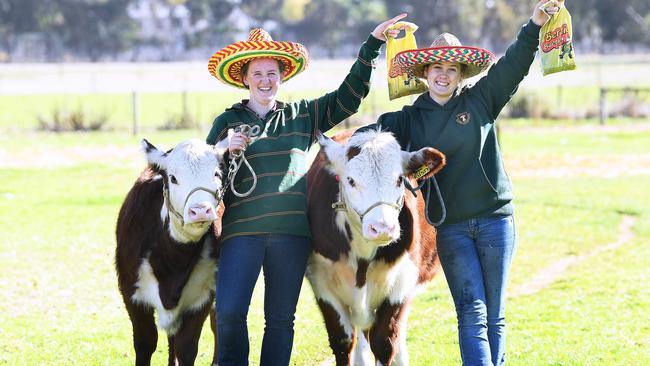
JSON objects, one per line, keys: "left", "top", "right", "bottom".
{"left": 389, "top": 33, "right": 494, "bottom": 79}
{"left": 208, "top": 28, "right": 309, "bottom": 89}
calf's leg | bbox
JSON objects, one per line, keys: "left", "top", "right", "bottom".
{"left": 172, "top": 304, "right": 212, "bottom": 366}
{"left": 369, "top": 298, "right": 411, "bottom": 366}
{"left": 125, "top": 302, "right": 158, "bottom": 366}
{"left": 317, "top": 299, "right": 354, "bottom": 366}
{"left": 167, "top": 336, "right": 176, "bottom": 366}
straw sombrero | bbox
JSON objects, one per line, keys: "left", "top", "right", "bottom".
{"left": 208, "top": 28, "right": 309, "bottom": 89}
{"left": 389, "top": 33, "right": 494, "bottom": 79}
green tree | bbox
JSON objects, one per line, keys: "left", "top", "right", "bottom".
{"left": 0, "top": 0, "right": 47, "bottom": 61}
{"left": 49, "top": 0, "right": 137, "bottom": 61}
{"left": 570, "top": 0, "right": 649, "bottom": 49}
{"left": 240, "top": 0, "right": 283, "bottom": 24}
{"left": 384, "top": 0, "right": 536, "bottom": 52}
{"left": 290, "top": 0, "right": 385, "bottom": 57}
{"left": 166, "top": 0, "right": 236, "bottom": 50}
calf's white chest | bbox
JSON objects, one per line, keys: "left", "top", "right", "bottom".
{"left": 131, "top": 240, "right": 216, "bottom": 335}
{"left": 309, "top": 249, "right": 420, "bottom": 330}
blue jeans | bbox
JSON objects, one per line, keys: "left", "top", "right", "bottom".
{"left": 215, "top": 234, "right": 312, "bottom": 366}
{"left": 436, "top": 215, "right": 516, "bottom": 366}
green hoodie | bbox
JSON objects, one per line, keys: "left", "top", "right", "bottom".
{"left": 370, "top": 20, "right": 542, "bottom": 226}
{"left": 206, "top": 35, "right": 383, "bottom": 241}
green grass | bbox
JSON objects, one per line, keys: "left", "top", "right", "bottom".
{"left": 0, "top": 86, "right": 419, "bottom": 132}
{"left": 0, "top": 92, "right": 246, "bottom": 131}
{"left": 2, "top": 85, "right": 646, "bottom": 132}
{"left": 0, "top": 126, "right": 649, "bottom": 365}
{"left": 501, "top": 126, "right": 650, "bottom": 155}
{"left": 508, "top": 198, "right": 650, "bottom": 365}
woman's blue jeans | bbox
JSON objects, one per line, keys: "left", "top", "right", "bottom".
{"left": 436, "top": 215, "right": 516, "bottom": 366}
{"left": 215, "top": 234, "right": 312, "bottom": 366}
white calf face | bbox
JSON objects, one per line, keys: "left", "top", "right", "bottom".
{"left": 320, "top": 130, "right": 445, "bottom": 245}
{"left": 142, "top": 137, "right": 229, "bottom": 243}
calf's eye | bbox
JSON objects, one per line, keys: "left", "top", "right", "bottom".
{"left": 347, "top": 177, "right": 356, "bottom": 188}
{"left": 397, "top": 176, "right": 404, "bottom": 186}
{"left": 170, "top": 175, "right": 178, "bottom": 184}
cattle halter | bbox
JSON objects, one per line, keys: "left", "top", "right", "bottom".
{"left": 226, "top": 124, "right": 260, "bottom": 198}
{"left": 331, "top": 178, "right": 405, "bottom": 223}
{"left": 163, "top": 185, "right": 223, "bottom": 227}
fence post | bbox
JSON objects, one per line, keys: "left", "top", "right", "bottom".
{"left": 132, "top": 91, "right": 140, "bottom": 135}
{"left": 599, "top": 88, "right": 607, "bottom": 125}
{"left": 182, "top": 90, "right": 188, "bottom": 116}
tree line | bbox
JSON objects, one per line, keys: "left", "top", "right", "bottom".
{"left": 0, "top": 0, "right": 648, "bottom": 62}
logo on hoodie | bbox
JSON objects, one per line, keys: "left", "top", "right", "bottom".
{"left": 456, "top": 112, "right": 471, "bottom": 125}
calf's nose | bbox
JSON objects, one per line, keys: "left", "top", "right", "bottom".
{"left": 187, "top": 203, "right": 217, "bottom": 223}
{"left": 366, "top": 222, "right": 398, "bottom": 241}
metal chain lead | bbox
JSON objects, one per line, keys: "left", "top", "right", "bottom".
{"left": 222, "top": 124, "right": 260, "bottom": 199}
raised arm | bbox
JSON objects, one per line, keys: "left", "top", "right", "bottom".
{"left": 308, "top": 14, "right": 407, "bottom": 134}
{"left": 472, "top": 0, "right": 559, "bottom": 119}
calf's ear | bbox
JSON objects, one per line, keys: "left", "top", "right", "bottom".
{"left": 141, "top": 139, "right": 167, "bottom": 171}
{"left": 402, "top": 147, "right": 446, "bottom": 181}
{"left": 317, "top": 132, "right": 347, "bottom": 174}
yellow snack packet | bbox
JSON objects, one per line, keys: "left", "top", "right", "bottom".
{"left": 384, "top": 21, "right": 428, "bottom": 100}
{"left": 540, "top": 0, "right": 576, "bottom": 75}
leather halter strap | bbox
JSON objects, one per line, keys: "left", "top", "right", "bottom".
{"left": 331, "top": 179, "right": 405, "bottom": 223}
{"left": 163, "top": 185, "right": 222, "bottom": 227}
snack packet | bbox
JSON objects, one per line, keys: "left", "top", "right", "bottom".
{"left": 540, "top": 0, "right": 576, "bottom": 75}
{"left": 385, "top": 21, "right": 428, "bottom": 100}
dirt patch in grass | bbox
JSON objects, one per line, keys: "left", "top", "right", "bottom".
{"left": 510, "top": 215, "right": 637, "bottom": 297}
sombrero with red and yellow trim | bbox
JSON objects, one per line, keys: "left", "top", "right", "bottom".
{"left": 389, "top": 33, "right": 494, "bottom": 79}
{"left": 208, "top": 28, "right": 309, "bottom": 89}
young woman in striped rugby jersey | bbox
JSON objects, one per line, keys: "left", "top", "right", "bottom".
{"left": 205, "top": 14, "right": 406, "bottom": 365}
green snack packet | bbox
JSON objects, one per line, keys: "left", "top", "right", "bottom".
{"left": 539, "top": 0, "right": 576, "bottom": 75}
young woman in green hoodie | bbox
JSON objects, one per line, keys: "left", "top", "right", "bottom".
{"left": 363, "top": 2, "right": 560, "bottom": 365}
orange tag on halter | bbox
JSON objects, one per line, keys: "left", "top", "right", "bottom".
{"left": 414, "top": 165, "right": 431, "bottom": 180}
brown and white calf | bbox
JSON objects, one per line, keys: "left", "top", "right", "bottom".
{"left": 306, "top": 129, "right": 446, "bottom": 365}
{"left": 116, "top": 137, "right": 230, "bottom": 366}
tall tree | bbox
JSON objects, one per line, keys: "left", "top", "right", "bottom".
{"left": 0, "top": 0, "right": 46, "bottom": 61}
{"left": 240, "top": 0, "right": 283, "bottom": 25}
{"left": 181, "top": 0, "right": 238, "bottom": 52}
{"left": 384, "top": 0, "right": 534, "bottom": 52}
{"left": 50, "top": 0, "right": 137, "bottom": 61}
{"left": 290, "top": 0, "right": 385, "bottom": 57}
{"left": 570, "top": 0, "right": 649, "bottom": 50}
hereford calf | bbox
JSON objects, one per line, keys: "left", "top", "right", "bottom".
{"left": 116, "top": 137, "right": 230, "bottom": 366}
{"left": 307, "top": 129, "right": 446, "bottom": 365}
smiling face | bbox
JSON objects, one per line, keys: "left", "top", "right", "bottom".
{"left": 424, "top": 61, "right": 463, "bottom": 105}
{"left": 242, "top": 58, "right": 282, "bottom": 107}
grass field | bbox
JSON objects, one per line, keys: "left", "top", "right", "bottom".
{"left": 0, "top": 123, "right": 649, "bottom": 365}
{"left": 0, "top": 86, "right": 648, "bottom": 132}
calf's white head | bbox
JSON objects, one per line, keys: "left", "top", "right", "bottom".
{"left": 142, "top": 136, "right": 230, "bottom": 243}
{"left": 319, "top": 129, "right": 445, "bottom": 245}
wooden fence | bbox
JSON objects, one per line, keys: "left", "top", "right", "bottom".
{"left": 599, "top": 87, "right": 650, "bottom": 125}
